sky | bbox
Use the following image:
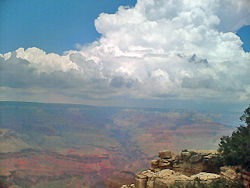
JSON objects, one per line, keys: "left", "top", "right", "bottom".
{"left": 0, "top": 0, "right": 137, "bottom": 54}
{"left": 0, "top": 0, "right": 250, "bottom": 112}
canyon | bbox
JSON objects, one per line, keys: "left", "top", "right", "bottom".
{"left": 0, "top": 101, "right": 234, "bottom": 187}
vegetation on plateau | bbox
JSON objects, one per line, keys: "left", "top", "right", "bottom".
{"left": 218, "top": 105, "right": 250, "bottom": 170}
{"left": 170, "top": 105, "right": 250, "bottom": 188}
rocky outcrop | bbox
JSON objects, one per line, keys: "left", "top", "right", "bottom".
{"left": 150, "top": 149, "right": 221, "bottom": 176}
{"left": 132, "top": 150, "right": 222, "bottom": 187}
{"left": 122, "top": 149, "right": 250, "bottom": 188}
{"left": 135, "top": 169, "right": 221, "bottom": 188}
{"left": 220, "top": 166, "right": 250, "bottom": 187}
{"left": 122, "top": 149, "right": 248, "bottom": 188}
{"left": 133, "top": 169, "right": 221, "bottom": 188}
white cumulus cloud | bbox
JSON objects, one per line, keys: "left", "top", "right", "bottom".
{"left": 0, "top": 0, "right": 250, "bottom": 104}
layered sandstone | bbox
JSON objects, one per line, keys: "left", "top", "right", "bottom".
{"left": 135, "top": 150, "right": 221, "bottom": 187}
{"left": 150, "top": 149, "right": 221, "bottom": 175}
{"left": 122, "top": 149, "right": 250, "bottom": 188}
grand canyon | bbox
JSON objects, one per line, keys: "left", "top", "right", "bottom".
{"left": 0, "top": 101, "right": 235, "bottom": 187}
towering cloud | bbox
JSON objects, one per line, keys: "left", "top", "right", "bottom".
{"left": 1, "top": 0, "right": 250, "bottom": 104}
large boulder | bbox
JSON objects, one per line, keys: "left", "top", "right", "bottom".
{"left": 150, "top": 160, "right": 159, "bottom": 170}
{"left": 135, "top": 177, "right": 147, "bottom": 188}
{"left": 150, "top": 149, "right": 221, "bottom": 175}
{"left": 154, "top": 170, "right": 191, "bottom": 188}
{"left": 135, "top": 170, "right": 155, "bottom": 188}
{"left": 158, "top": 159, "right": 172, "bottom": 169}
{"left": 134, "top": 169, "right": 221, "bottom": 188}
{"left": 158, "top": 150, "right": 174, "bottom": 159}
{"left": 191, "top": 172, "right": 220, "bottom": 182}
{"left": 190, "top": 154, "right": 203, "bottom": 164}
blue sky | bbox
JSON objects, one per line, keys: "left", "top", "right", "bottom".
{"left": 0, "top": 0, "right": 136, "bottom": 54}
{"left": 237, "top": 25, "right": 250, "bottom": 52}
{"left": 0, "top": 0, "right": 249, "bottom": 54}
{"left": 0, "top": 0, "right": 249, "bottom": 112}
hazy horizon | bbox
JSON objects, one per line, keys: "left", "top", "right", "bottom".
{"left": 1, "top": 0, "right": 250, "bottom": 114}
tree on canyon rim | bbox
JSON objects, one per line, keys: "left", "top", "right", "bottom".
{"left": 218, "top": 105, "right": 250, "bottom": 170}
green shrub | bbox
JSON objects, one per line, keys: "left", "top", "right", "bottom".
{"left": 218, "top": 105, "right": 250, "bottom": 170}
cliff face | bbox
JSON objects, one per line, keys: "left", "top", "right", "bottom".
{"left": 134, "top": 170, "right": 220, "bottom": 188}
{"left": 135, "top": 150, "right": 222, "bottom": 188}
{"left": 150, "top": 150, "right": 220, "bottom": 176}
{"left": 122, "top": 150, "right": 250, "bottom": 188}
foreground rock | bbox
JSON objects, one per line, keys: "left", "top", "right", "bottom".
{"left": 122, "top": 149, "right": 250, "bottom": 188}
{"left": 134, "top": 169, "right": 220, "bottom": 188}
{"left": 151, "top": 149, "right": 221, "bottom": 176}
{"left": 220, "top": 166, "right": 250, "bottom": 187}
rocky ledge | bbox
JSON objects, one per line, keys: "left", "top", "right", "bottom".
{"left": 122, "top": 149, "right": 250, "bottom": 188}
{"left": 134, "top": 169, "right": 220, "bottom": 188}
{"left": 150, "top": 149, "right": 220, "bottom": 175}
